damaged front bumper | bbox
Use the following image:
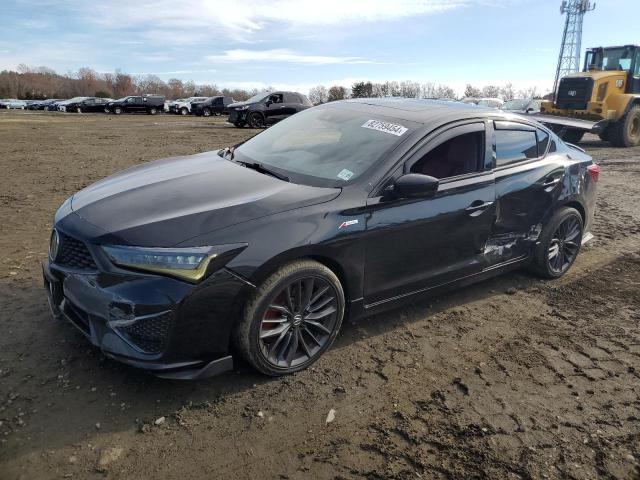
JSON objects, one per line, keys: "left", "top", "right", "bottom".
{"left": 43, "top": 259, "right": 251, "bottom": 379}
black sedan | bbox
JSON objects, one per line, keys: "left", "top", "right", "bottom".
{"left": 43, "top": 99, "right": 599, "bottom": 379}
{"left": 64, "top": 97, "right": 111, "bottom": 113}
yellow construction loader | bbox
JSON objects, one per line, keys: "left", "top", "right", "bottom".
{"left": 536, "top": 45, "right": 640, "bottom": 147}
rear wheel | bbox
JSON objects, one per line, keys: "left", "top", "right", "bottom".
{"left": 609, "top": 106, "right": 640, "bottom": 147}
{"left": 532, "top": 207, "right": 583, "bottom": 279}
{"left": 180, "top": 107, "right": 188, "bottom": 115}
{"left": 561, "top": 129, "right": 585, "bottom": 144}
{"left": 76, "top": 106, "right": 82, "bottom": 113}
{"left": 234, "top": 260, "right": 345, "bottom": 376}
{"left": 114, "top": 107, "right": 122, "bottom": 115}
{"left": 248, "top": 112, "right": 266, "bottom": 128}
{"left": 149, "top": 107, "right": 157, "bottom": 115}
{"left": 202, "top": 108, "right": 211, "bottom": 117}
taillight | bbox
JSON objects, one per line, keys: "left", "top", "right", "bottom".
{"left": 587, "top": 164, "right": 600, "bottom": 182}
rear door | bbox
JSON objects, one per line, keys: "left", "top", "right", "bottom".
{"left": 488, "top": 121, "right": 565, "bottom": 264}
{"left": 363, "top": 121, "right": 496, "bottom": 306}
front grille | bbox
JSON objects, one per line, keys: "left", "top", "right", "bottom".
{"left": 118, "top": 312, "right": 172, "bottom": 354}
{"left": 556, "top": 77, "right": 593, "bottom": 110}
{"left": 56, "top": 232, "right": 97, "bottom": 270}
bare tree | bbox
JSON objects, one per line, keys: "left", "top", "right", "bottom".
{"left": 327, "top": 85, "right": 347, "bottom": 102}
{"left": 500, "top": 82, "right": 515, "bottom": 101}
{"left": 464, "top": 84, "right": 482, "bottom": 98}
{"left": 308, "top": 85, "right": 328, "bottom": 105}
{"left": 481, "top": 85, "right": 501, "bottom": 98}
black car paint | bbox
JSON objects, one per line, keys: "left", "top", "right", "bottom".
{"left": 105, "top": 95, "right": 165, "bottom": 114}
{"left": 64, "top": 97, "right": 109, "bottom": 113}
{"left": 44, "top": 99, "right": 597, "bottom": 379}
{"left": 227, "top": 91, "right": 312, "bottom": 126}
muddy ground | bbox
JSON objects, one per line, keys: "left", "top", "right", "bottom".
{"left": 0, "top": 110, "right": 639, "bottom": 480}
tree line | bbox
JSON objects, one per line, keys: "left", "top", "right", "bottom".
{"left": 309, "top": 81, "right": 547, "bottom": 104}
{"left": 0, "top": 64, "right": 549, "bottom": 103}
{"left": 0, "top": 65, "right": 256, "bottom": 101}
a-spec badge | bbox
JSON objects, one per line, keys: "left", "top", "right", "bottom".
{"left": 338, "top": 219, "right": 359, "bottom": 229}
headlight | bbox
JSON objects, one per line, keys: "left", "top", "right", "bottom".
{"left": 102, "top": 244, "right": 247, "bottom": 283}
{"left": 237, "top": 105, "right": 250, "bottom": 110}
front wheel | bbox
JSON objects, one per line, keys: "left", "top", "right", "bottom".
{"left": 234, "top": 260, "right": 345, "bottom": 376}
{"left": 532, "top": 207, "right": 583, "bottom": 279}
{"left": 609, "top": 106, "right": 640, "bottom": 147}
{"left": 180, "top": 107, "right": 188, "bottom": 116}
{"left": 248, "top": 112, "right": 266, "bottom": 128}
{"left": 202, "top": 108, "right": 211, "bottom": 117}
{"left": 114, "top": 107, "right": 122, "bottom": 115}
{"left": 76, "top": 107, "right": 82, "bottom": 113}
{"left": 561, "top": 129, "right": 585, "bottom": 144}
{"left": 149, "top": 107, "right": 157, "bottom": 115}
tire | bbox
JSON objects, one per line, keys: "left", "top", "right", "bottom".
{"left": 561, "top": 129, "right": 585, "bottom": 144}
{"left": 248, "top": 112, "right": 266, "bottom": 128}
{"left": 149, "top": 107, "right": 157, "bottom": 115}
{"left": 202, "top": 108, "right": 211, "bottom": 117}
{"left": 180, "top": 107, "right": 188, "bottom": 116}
{"left": 76, "top": 107, "right": 82, "bottom": 113}
{"left": 609, "top": 106, "right": 640, "bottom": 147}
{"left": 532, "top": 207, "right": 583, "bottom": 279}
{"left": 234, "top": 260, "right": 345, "bottom": 376}
{"left": 598, "top": 128, "right": 610, "bottom": 142}
{"left": 114, "top": 107, "right": 122, "bottom": 115}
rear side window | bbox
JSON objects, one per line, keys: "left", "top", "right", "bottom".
{"left": 495, "top": 130, "right": 538, "bottom": 167}
{"left": 536, "top": 128, "right": 550, "bottom": 155}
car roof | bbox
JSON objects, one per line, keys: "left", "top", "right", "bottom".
{"left": 338, "top": 98, "right": 498, "bottom": 125}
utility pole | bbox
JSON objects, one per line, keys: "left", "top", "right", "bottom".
{"left": 553, "top": 0, "right": 596, "bottom": 95}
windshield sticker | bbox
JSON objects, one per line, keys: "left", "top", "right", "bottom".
{"left": 361, "top": 119, "right": 408, "bottom": 137}
{"left": 337, "top": 169, "right": 354, "bottom": 181}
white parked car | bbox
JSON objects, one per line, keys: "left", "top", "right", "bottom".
{"left": 169, "top": 97, "right": 208, "bottom": 115}
{"left": 477, "top": 97, "right": 504, "bottom": 108}
{"left": 2, "top": 99, "right": 28, "bottom": 109}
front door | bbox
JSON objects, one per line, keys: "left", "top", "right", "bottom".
{"left": 264, "top": 93, "right": 286, "bottom": 123}
{"left": 363, "top": 122, "right": 496, "bottom": 306}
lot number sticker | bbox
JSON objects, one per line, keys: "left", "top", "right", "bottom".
{"left": 337, "top": 169, "right": 354, "bottom": 181}
{"left": 361, "top": 119, "right": 408, "bottom": 137}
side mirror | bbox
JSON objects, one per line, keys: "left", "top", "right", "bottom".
{"left": 393, "top": 174, "right": 439, "bottom": 199}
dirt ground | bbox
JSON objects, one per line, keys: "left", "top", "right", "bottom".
{"left": 1, "top": 110, "right": 639, "bottom": 480}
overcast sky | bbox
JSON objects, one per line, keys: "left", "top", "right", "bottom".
{"left": 2, "top": 0, "right": 638, "bottom": 95}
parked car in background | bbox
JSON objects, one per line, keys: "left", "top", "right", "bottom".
{"left": 64, "top": 97, "right": 112, "bottom": 113}
{"left": 460, "top": 97, "right": 480, "bottom": 105}
{"left": 170, "top": 97, "right": 208, "bottom": 115}
{"left": 56, "top": 97, "right": 90, "bottom": 112}
{"left": 2, "top": 99, "right": 28, "bottom": 109}
{"left": 105, "top": 95, "right": 165, "bottom": 115}
{"left": 191, "top": 96, "right": 235, "bottom": 117}
{"left": 477, "top": 98, "right": 504, "bottom": 108}
{"left": 502, "top": 98, "right": 542, "bottom": 114}
{"left": 44, "top": 98, "right": 598, "bottom": 379}
{"left": 28, "top": 99, "right": 60, "bottom": 110}
{"left": 228, "top": 91, "right": 312, "bottom": 128}
{"left": 46, "top": 100, "right": 64, "bottom": 111}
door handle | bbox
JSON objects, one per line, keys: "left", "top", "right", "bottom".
{"left": 542, "top": 177, "right": 561, "bottom": 188}
{"left": 465, "top": 201, "right": 494, "bottom": 212}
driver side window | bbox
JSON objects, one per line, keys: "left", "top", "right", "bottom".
{"left": 409, "top": 127, "right": 485, "bottom": 179}
{"left": 269, "top": 94, "right": 283, "bottom": 104}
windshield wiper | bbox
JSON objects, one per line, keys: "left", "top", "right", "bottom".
{"left": 236, "top": 160, "right": 289, "bottom": 182}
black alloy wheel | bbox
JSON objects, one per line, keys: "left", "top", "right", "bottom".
{"left": 202, "top": 108, "right": 211, "bottom": 117}
{"left": 547, "top": 215, "right": 581, "bottom": 275}
{"left": 235, "top": 260, "right": 344, "bottom": 376}
{"left": 248, "top": 112, "right": 265, "bottom": 128}
{"left": 533, "top": 207, "right": 583, "bottom": 279}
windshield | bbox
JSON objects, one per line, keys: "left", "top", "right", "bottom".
{"left": 502, "top": 99, "right": 530, "bottom": 110}
{"left": 243, "top": 92, "right": 271, "bottom": 104}
{"left": 586, "top": 47, "right": 634, "bottom": 72}
{"left": 233, "top": 105, "right": 417, "bottom": 187}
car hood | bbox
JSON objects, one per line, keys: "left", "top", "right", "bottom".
{"left": 70, "top": 151, "right": 340, "bottom": 247}
{"left": 228, "top": 101, "right": 256, "bottom": 109}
